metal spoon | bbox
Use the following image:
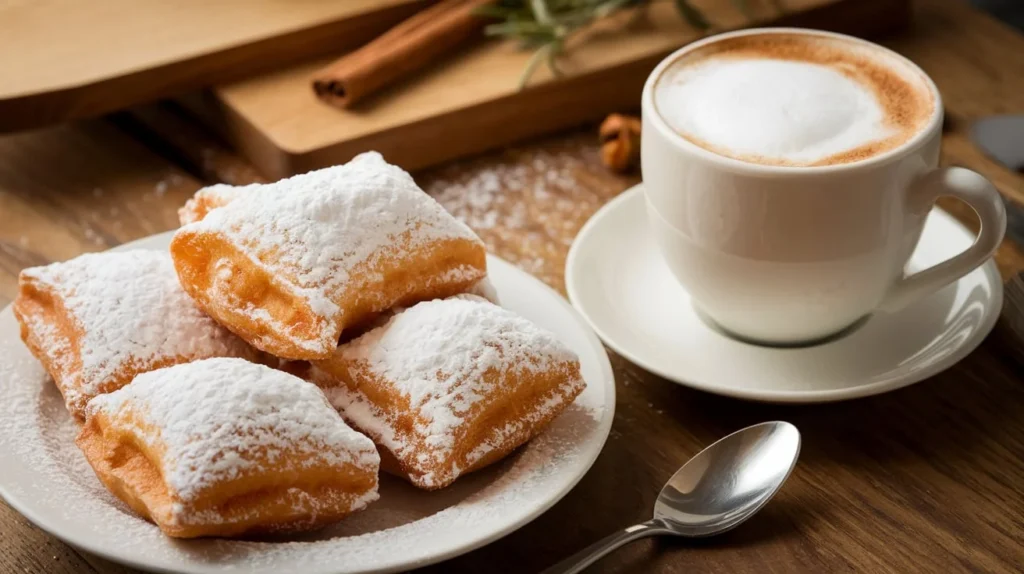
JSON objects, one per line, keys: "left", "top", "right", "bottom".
{"left": 543, "top": 421, "right": 801, "bottom": 574}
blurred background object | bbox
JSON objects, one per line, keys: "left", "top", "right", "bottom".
{"left": 972, "top": 116, "right": 1024, "bottom": 172}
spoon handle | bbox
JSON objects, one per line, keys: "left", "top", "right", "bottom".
{"left": 541, "top": 519, "right": 670, "bottom": 574}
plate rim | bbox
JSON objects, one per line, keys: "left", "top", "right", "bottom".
{"left": 565, "top": 184, "right": 1004, "bottom": 404}
{"left": 0, "top": 231, "right": 617, "bottom": 574}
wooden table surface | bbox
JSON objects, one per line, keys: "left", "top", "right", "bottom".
{"left": 1, "top": 1, "right": 1023, "bottom": 572}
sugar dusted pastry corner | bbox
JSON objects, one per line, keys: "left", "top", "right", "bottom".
{"left": 13, "top": 250, "right": 261, "bottom": 419}
{"left": 310, "top": 294, "right": 586, "bottom": 490}
{"left": 77, "top": 358, "right": 380, "bottom": 539}
{"left": 178, "top": 182, "right": 252, "bottom": 225}
{"left": 170, "top": 152, "right": 488, "bottom": 361}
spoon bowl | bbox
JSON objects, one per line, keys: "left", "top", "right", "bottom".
{"left": 654, "top": 420, "right": 801, "bottom": 536}
{"left": 544, "top": 421, "right": 801, "bottom": 574}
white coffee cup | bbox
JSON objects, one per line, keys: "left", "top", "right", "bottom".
{"left": 641, "top": 28, "right": 1006, "bottom": 345}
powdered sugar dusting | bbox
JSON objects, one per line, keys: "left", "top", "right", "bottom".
{"left": 421, "top": 139, "right": 631, "bottom": 292}
{"left": 178, "top": 183, "right": 251, "bottom": 225}
{"left": 428, "top": 152, "right": 583, "bottom": 233}
{"left": 0, "top": 238, "right": 611, "bottom": 573}
{"left": 347, "top": 295, "right": 576, "bottom": 409}
{"left": 179, "top": 152, "right": 484, "bottom": 334}
{"left": 86, "top": 358, "right": 379, "bottom": 509}
{"left": 18, "top": 250, "right": 256, "bottom": 414}
{"left": 463, "top": 388, "right": 574, "bottom": 467}
{"left": 317, "top": 295, "right": 581, "bottom": 487}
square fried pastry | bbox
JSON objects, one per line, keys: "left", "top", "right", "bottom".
{"left": 171, "top": 152, "right": 487, "bottom": 361}
{"left": 13, "top": 250, "right": 261, "bottom": 419}
{"left": 77, "top": 357, "right": 380, "bottom": 538}
{"left": 310, "top": 295, "right": 586, "bottom": 490}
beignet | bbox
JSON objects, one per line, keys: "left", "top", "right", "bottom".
{"left": 77, "top": 358, "right": 380, "bottom": 538}
{"left": 13, "top": 250, "right": 260, "bottom": 419}
{"left": 310, "top": 295, "right": 585, "bottom": 490}
{"left": 178, "top": 182, "right": 250, "bottom": 224}
{"left": 171, "top": 152, "right": 487, "bottom": 360}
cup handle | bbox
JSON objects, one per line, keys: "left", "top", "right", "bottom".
{"left": 879, "top": 167, "right": 1006, "bottom": 313}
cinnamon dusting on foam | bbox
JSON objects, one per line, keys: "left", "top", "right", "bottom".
{"left": 655, "top": 33, "right": 936, "bottom": 167}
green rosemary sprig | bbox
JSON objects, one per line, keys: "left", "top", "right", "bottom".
{"left": 480, "top": 0, "right": 781, "bottom": 89}
{"left": 479, "top": 0, "right": 709, "bottom": 88}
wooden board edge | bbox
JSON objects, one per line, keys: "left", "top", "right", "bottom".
{"left": 177, "top": 92, "right": 292, "bottom": 179}
{"left": 0, "top": 2, "right": 432, "bottom": 133}
{"left": 193, "top": 0, "right": 912, "bottom": 179}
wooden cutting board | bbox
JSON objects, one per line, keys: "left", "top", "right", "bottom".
{"left": 0, "top": 0, "right": 431, "bottom": 131}
{"left": 186, "top": 0, "right": 911, "bottom": 179}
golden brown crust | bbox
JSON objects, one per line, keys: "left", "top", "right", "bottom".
{"left": 13, "top": 256, "right": 264, "bottom": 420}
{"left": 14, "top": 276, "right": 87, "bottom": 415}
{"left": 308, "top": 294, "right": 586, "bottom": 491}
{"left": 315, "top": 357, "right": 584, "bottom": 490}
{"left": 76, "top": 359, "right": 381, "bottom": 539}
{"left": 170, "top": 154, "right": 488, "bottom": 361}
{"left": 77, "top": 415, "right": 378, "bottom": 538}
{"left": 171, "top": 228, "right": 487, "bottom": 360}
{"left": 15, "top": 272, "right": 215, "bottom": 419}
{"left": 178, "top": 185, "right": 245, "bottom": 225}
{"left": 170, "top": 229, "right": 327, "bottom": 360}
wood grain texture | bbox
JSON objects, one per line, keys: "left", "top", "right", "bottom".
{"left": 1, "top": 0, "right": 1023, "bottom": 572}
{"left": 115, "top": 102, "right": 268, "bottom": 186}
{"left": 0, "top": 0, "right": 431, "bottom": 132}
{"left": 0, "top": 121, "right": 201, "bottom": 306}
{"left": 995, "top": 272, "right": 1024, "bottom": 365}
{"left": 0, "top": 501, "right": 106, "bottom": 574}
{"left": 195, "top": 0, "right": 910, "bottom": 179}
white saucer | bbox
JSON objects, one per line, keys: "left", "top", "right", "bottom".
{"left": 566, "top": 185, "right": 1003, "bottom": 403}
{"left": 0, "top": 232, "right": 615, "bottom": 574}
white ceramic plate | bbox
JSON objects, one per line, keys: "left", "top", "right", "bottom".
{"left": 0, "top": 232, "right": 615, "bottom": 574}
{"left": 566, "top": 185, "right": 1003, "bottom": 403}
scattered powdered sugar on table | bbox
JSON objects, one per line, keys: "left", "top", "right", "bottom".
{"left": 82, "top": 227, "right": 104, "bottom": 246}
{"left": 87, "top": 358, "right": 379, "bottom": 507}
{"left": 427, "top": 149, "right": 592, "bottom": 234}
{"left": 180, "top": 152, "right": 484, "bottom": 349}
{"left": 19, "top": 250, "right": 255, "bottom": 414}
{"left": 421, "top": 137, "right": 633, "bottom": 291}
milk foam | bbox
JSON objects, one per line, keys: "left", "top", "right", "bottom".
{"left": 656, "top": 57, "right": 896, "bottom": 165}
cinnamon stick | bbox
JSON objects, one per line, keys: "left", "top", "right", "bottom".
{"left": 313, "top": 0, "right": 492, "bottom": 109}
